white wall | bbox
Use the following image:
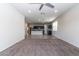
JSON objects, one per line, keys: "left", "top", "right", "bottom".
{"left": 53, "top": 4, "right": 79, "bottom": 48}
{"left": 44, "top": 24, "right": 47, "bottom": 35}
{"left": 0, "top": 4, "right": 25, "bottom": 52}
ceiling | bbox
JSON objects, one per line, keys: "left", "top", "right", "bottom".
{"left": 10, "top": 3, "right": 75, "bottom": 23}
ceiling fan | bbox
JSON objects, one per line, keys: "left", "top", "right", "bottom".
{"left": 30, "top": 3, "right": 54, "bottom": 11}
{"left": 39, "top": 3, "right": 54, "bottom": 11}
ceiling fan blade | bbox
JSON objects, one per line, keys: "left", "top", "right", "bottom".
{"left": 45, "top": 3, "right": 54, "bottom": 8}
{"left": 39, "top": 4, "right": 44, "bottom": 11}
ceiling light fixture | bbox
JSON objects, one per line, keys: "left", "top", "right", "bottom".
{"left": 54, "top": 10, "right": 58, "bottom": 13}
{"left": 28, "top": 10, "right": 31, "bottom": 13}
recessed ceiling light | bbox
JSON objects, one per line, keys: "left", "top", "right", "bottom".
{"left": 54, "top": 10, "right": 58, "bottom": 13}
{"left": 28, "top": 10, "right": 31, "bottom": 13}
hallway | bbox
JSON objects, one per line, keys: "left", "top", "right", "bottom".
{"left": 0, "top": 36, "right": 79, "bottom": 56}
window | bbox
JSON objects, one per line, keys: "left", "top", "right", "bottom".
{"left": 53, "top": 21, "right": 58, "bottom": 31}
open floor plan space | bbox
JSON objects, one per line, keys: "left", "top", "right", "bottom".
{"left": 0, "top": 36, "right": 79, "bottom": 56}
{"left": 0, "top": 3, "right": 79, "bottom": 56}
